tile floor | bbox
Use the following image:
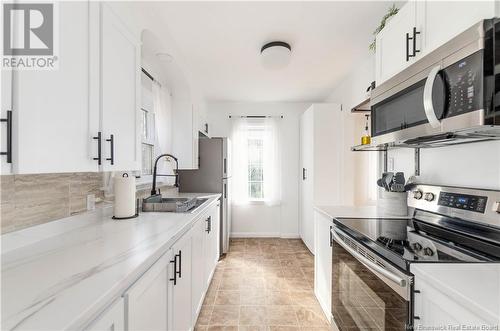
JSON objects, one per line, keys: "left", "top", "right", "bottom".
{"left": 195, "top": 238, "right": 332, "bottom": 331}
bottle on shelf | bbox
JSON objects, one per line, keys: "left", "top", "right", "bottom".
{"left": 361, "top": 114, "right": 371, "bottom": 145}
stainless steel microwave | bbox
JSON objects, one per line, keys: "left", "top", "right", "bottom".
{"left": 371, "top": 18, "right": 500, "bottom": 147}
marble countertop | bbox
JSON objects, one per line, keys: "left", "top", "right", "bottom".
{"left": 1, "top": 193, "right": 221, "bottom": 331}
{"left": 314, "top": 205, "right": 412, "bottom": 220}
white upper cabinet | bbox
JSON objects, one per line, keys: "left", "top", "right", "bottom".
{"left": 375, "top": 0, "right": 496, "bottom": 86}
{"left": 97, "top": 3, "right": 141, "bottom": 172}
{"left": 415, "top": 1, "right": 496, "bottom": 57}
{"left": 375, "top": 1, "right": 417, "bottom": 85}
{"left": 172, "top": 98, "right": 199, "bottom": 170}
{"left": 1, "top": 69, "right": 13, "bottom": 175}
{"left": 10, "top": 1, "right": 99, "bottom": 174}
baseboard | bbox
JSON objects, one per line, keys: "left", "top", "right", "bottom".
{"left": 230, "top": 232, "right": 301, "bottom": 238}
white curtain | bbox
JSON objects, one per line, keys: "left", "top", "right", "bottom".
{"left": 231, "top": 117, "right": 281, "bottom": 206}
{"left": 152, "top": 81, "right": 174, "bottom": 184}
{"left": 262, "top": 117, "right": 281, "bottom": 206}
{"left": 232, "top": 118, "right": 250, "bottom": 205}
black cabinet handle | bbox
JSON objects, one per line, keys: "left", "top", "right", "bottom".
{"left": 206, "top": 216, "right": 211, "bottom": 233}
{"left": 0, "top": 110, "right": 12, "bottom": 164}
{"left": 224, "top": 183, "right": 227, "bottom": 198}
{"left": 93, "top": 132, "right": 102, "bottom": 165}
{"left": 169, "top": 254, "right": 178, "bottom": 285}
{"left": 302, "top": 168, "right": 307, "bottom": 180}
{"left": 177, "top": 250, "right": 182, "bottom": 279}
{"left": 406, "top": 27, "right": 421, "bottom": 61}
{"left": 406, "top": 32, "right": 411, "bottom": 62}
{"left": 412, "top": 27, "right": 420, "bottom": 57}
{"left": 205, "top": 123, "right": 209, "bottom": 134}
{"left": 106, "top": 134, "right": 114, "bottom": 165}
{"left": 330, "top": 226, "right": 333, "bottom": 247}
{"left": 223, "top": 158, "right": 227, "bottom": 174}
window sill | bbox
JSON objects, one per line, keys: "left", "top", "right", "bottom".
{"left": 243, "top": 200, "right": 281, "bottom": 206}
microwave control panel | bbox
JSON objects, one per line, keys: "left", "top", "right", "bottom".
{"left": 444, "top": 51, "right": 482, "bottom": 117}
{"left": 438, "top": 192, "right": 488, "bottom": 213}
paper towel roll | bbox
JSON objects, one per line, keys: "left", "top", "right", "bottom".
{"left": 114, "top": 173, "right": 136, "bottom": 218}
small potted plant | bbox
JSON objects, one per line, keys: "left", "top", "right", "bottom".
{"left": 369, "top": 4, "right": 399, "bottom": 52}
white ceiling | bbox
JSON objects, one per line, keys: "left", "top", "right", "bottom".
{"left": 149, "top": 1, "right": 401, "bottom": 102}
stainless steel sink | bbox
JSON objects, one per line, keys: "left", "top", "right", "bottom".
{"left": 142, "top": 195, "right": 209, "bottom": 213}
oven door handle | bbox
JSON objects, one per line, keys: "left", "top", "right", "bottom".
{"left": 331, "top": 227, "right": 407, "bottom": 288}
{"left": 423, "top": 65, "right": 442, "bottom": 129}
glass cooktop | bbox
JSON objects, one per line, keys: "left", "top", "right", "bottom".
{"left": 332, "top": 216, "right": 495, "bottom": 271}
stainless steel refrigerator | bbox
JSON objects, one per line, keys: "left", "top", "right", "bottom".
{"left": 178, "top": 137, "right": 232, "bottom": 256}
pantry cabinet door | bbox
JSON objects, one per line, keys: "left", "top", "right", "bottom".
{"left": 1, "top": 69, "right": 12, "bottom": 175}
{"left": 207, "top": 202, "right": 220, "bottom": 280}
{"left": 416, "top": 1, "right": 496, "bottom": 58}
{"left": 125, "top": 253, "right": 169, "bottom": 331}
{"left": 100, "top": 3, "right": 141, "bottom": 172}
{"left": 375, "top": 1, "right": 417, "bottom": 85}
{"left": 299, "top": 106, "right": 315, "bottom": 252}
{"left": 168, "top": 230, "right": 193, "bottom": 331}
{"left": 11, "top": 1, "right": 99, "bottom": 174}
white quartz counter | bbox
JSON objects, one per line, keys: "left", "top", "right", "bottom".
{"left": 1, "top": 193, "right": 221, "bottom": 331}
{"left": 314, "top": 205, "right": 412, "bottom": 220}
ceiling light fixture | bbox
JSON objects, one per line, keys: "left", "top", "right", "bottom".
{"left": 260, "top": 41, "right": 291, "bottom": 69}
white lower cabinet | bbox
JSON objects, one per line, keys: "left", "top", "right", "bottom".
{"left": 84, "top": 202, "right": 220, "bottom": 331}
{"left": 87, "top": 298, "right": 125, "bottom": 331}
{"left": 313, "top": 210, "right": 333, "bottom": 322}
{"left": 191, "top": 213, "right": 209, "bottom": 323}
{"left": 168, "top": 228, "right": 193, "bottom": 331}
{"left": 124, "top": 252, "right": 170, "bottom": 331}
{"left": 412, "top": 264, "right": 500, "bottom": 328}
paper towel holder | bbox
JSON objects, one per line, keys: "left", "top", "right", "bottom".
{"left": 112, "top": 173, "right": 139, "bottom": 220}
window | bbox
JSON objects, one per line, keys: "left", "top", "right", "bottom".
{"left": 232, "top": 117, "right": 281, "bottom": 205}
{"left": 248, "top": 131, "right": 264, "bottom": 199}
{"left": 141, "top": 70, "right": 156, "bottom": 176}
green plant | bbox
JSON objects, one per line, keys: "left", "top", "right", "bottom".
{"left": 369, "top": 4, "right": 399, "bottom": 52}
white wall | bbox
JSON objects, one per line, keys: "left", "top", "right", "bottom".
{"left": 208, "top": 102, "right": 311, "bottom": 238}
{"left": 324, "top": 55, "right": 378, "bottom": 205}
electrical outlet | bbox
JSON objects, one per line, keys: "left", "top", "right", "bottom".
{"left": 87, "top": 194, "right": 96, "bottom": 211}
{"left": 388, "top": 157, "right": 395, "bottom": 171}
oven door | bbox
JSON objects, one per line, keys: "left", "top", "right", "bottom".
{"left": 331, "top": 226, "right": 414, "bottom": 331}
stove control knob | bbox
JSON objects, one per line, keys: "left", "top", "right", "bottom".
{"left": 413, "top": 190, "right": 423, "bottom": 200}
{"left": 412, "top": 243, "right": 423, "bottom": 251}
{"left": 424, "top": 192, "right": 435, "bottom": 202}
{"left": 423, "top": 247, "right": 434, "bottom": 256}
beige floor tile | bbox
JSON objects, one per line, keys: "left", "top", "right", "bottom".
{"left": 207, "top": 326, "right": 239, "bottom": 331}
{"left": 197, "top": 305, "right": 214, "bottom": 325}
{"left": 209, "top": 305, "right": 240, "bottom": 326}
{"left": 265, "top": 291, "right": 293, "bottom": 305}
{"left": 294, "top": 307, "right": 329, "bottom": 327}
{"left": 289, "top": 291, "right": 320, "bottom": 307}
{"left": 240, "top": 289, "right": 267, "bottom": 305}
{"left": 215, "top": 290, "right": 241, "bottom": 305}
{"left": 239, "top": 326, "right": 267, "bottom": 331}
{"left": 239, "top": 306, "right": 267, "bottom": 325}
{"left": 269, "top": 327, "right": 300, "bottom": 331}
{"left": 266, "top": 306, "right": 299, "bottom": 326}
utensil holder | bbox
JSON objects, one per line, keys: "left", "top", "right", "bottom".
{"left": 378, "top": 191, "right": 408, "bottom": 216}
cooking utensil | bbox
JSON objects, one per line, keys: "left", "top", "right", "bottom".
{"left": 385, "top": 173, "right": 394, "bottom": 192}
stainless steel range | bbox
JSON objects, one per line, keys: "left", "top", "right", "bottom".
{"left": 330, "top": 184, "right": 500, "bottom": 330}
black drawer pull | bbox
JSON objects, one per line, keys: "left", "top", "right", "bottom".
{"left": 93, "top": 132, "right": 102, "bottom": 165}
{"left": 206, "top": 216, "right": 211, "bottom": 233}
{"left": 106, "top": 134, "right": 114, "bottom": 165}
{"left": 329, "top": 226, "right": 333, "bottom": 247}
{"left": 0, "top": 110, "right": 12, "bottom": 164}
{"left": 177, "top": 250, "right": 182, "bottom": 278}
{"left": 169, "top": 254, "right": 178, "bottom": 285}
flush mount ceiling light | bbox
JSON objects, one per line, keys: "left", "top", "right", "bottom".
{"left": 156, "top": 52, "right": 174, "bottom": 63}
{"left": 260, "top": 41, "right": 291, "bottom": 69}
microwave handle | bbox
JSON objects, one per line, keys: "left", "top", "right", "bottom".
{"left": 331, "top": 227, "right": 407, "bottom": 288}
{"left": 423, "top": 65, "right": 442, "bottom": 129}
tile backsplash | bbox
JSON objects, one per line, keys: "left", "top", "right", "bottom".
{"left": 1, "top": 173, "right": 105, "bottom": 234}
